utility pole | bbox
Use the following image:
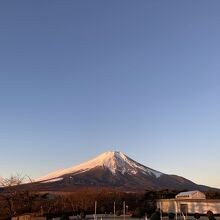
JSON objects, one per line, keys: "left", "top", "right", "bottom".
{"left": 94, "top": 201, "right": 97, "bottom": 220}
{"left": 114, "top": 201, "right": 116, "bottom": 220}
{"left": 123, "top": 201, "right": 126, "bottom": 220}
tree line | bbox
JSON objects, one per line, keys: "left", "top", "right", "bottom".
{"left": 1, "top": 175, "right": 220, "bottom": 219}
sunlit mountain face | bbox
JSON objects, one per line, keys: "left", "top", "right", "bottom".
{"left": 31, "top": 151, "right": 217, "bottom": 192}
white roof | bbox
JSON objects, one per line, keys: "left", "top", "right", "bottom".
{"left": 177, "top": 191, "right": 201, "bottom": 196}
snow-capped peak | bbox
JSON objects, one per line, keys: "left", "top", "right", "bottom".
{"left": 36, "top": 151, "right": 163, "bottom": 182}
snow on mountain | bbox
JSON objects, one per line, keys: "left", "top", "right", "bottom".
{"left": 36, "top": 151, "right": 163, "bottom": 182}
{"left": 41, "top": 177, "right": 64, "bottom": 184}
{"left": 32, "top": 151, "right": 217, "bottom": 192}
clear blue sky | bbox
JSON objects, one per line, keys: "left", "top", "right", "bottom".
{"left": 0, "top": 1, "right": 220, "bottom": 188}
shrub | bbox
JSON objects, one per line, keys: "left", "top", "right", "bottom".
{"left": 116, "top": 210, "right": 121, "bottom": 216}
{"left": 60, "top": 214, "right": 69, "bottom": 220}
{"left": 133, "top": 207, "right": 145, "bottom": 218}
{"left": 194, "top": 213, "right": 200, "bottom": 220}
{"left": 207, "top": 211, "right": 214, "bottom": 220}
{"left": 100, "top": 206, "right": 106, "bottom": 214}
{"left": 80, "top": 212, "right": 86, "bottom": 219}
{"left": 168, "top": 212, "right": 175, "bottom": 220}
{"left": 150, "top": 211, "right": 160, "bottom": 220}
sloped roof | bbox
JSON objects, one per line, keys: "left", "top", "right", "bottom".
{"left": 177, "top": 191, "right": 200, "bottom": 196}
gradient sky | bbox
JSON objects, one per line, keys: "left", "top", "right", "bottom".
{"left": 0, "top": 1, "right": 220, "bottom": 188}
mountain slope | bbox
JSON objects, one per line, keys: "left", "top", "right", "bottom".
{"left": 34, "top": 151, "right": 216, "bottom": 192}
{"left": 36, "top": 151, "right": 162, "bottom": 182}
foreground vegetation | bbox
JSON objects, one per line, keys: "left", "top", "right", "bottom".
{"left": 1, "top": 175, "right": 220, "bottom": 219}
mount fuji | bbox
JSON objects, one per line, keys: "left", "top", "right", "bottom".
{"left": 34, "top": 151, "right": 215, "bottom": 192}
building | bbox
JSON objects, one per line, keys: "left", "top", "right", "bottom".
{"left": 157, "top": 191, "right": 220, "bottom": 215}
{"left": 175, "top": 191, "right": 206, "bottom": 200}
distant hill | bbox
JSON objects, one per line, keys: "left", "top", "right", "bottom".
{"left": 32, "top": 151, "right": 218, "bottom": 192}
